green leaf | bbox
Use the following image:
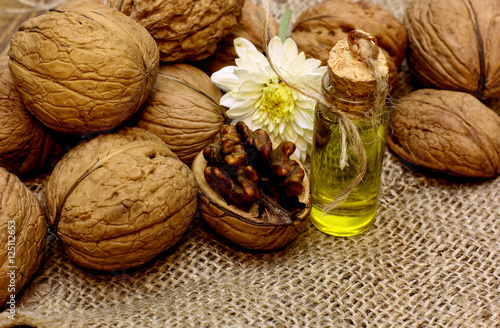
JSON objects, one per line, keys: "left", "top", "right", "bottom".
{"left": 279, "top": 9, "right": 292, "bottom": 43}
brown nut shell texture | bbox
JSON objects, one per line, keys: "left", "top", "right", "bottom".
{"left": 387, "top": 89, "right": 500, "bottom": 178}
{"left": 290, "top": 0, "right": 407, "bottom": 88}
{"left": 0, "top": 167, "right": 47, "bottom": 308}
{"left": 44, "top": 127, "right": 198, "bottom": 271}
{"left": 105, "top": 0, "right": 245, "bottom": 62}
{"left": 405, "top": 0, "right": 500, "bottom": 100}
{"left": 133, "top": 63, "right": 227, "bottom": 165}
{"left": 0, "top": 55, "right": 56, "bottom": 176}
{"left": 197, "top": 0, "right": 279, "bottom": 75}
{"left": 8, "top": 5, "right": 160, "bottom": 134}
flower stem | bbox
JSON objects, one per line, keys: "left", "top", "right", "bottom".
{"left": 279, "top": 9, "right": 292, "bottom": 43}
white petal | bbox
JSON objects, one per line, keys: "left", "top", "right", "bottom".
{"left": 211, "top": 66, "right": 239, "bottom": 92}
{"left": 226, "top": 98, "right": 258, "bottom": 117}
{"left": 267, "top": 36, "right": 286, "bottom": 70}
{"left": 234, "top": 37, "right": 262, "bottom": 61}
{"left": 294, "top": 106, "right": 315, "bottom": 129}
{"left": 282, "top": 38, "right": 299, "bottom": 61}
{"left": 220, "top": 93, "right": 238, "bottom": 108}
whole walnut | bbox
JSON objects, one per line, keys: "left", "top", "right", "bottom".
{"left": 8, "top": 5, "right": 159, "bottom": 134}
{"left": 290, "top": 0, "right": 407, "bottom": 88}
{"left": 132, "top": 63, "right": 227, "bottom": 165}
{"left": 387, "top": 89, "right": 500, "bottom": 178}
{"left": 104, "top": 0, "right": 245, "bottom": 62}
{"left": 0, "top": 56, "right": 57, "bottom": 176}
{"left": 405, "top": 0, "right": 500, "bottom": 100}
{"left": 0, "top": 167, "right": 47, "bottom": 308}
{"left": 196, "top": 0, "right": 279, "bottom": 75}
{"left": 44, "top": 127, "right": 198, "bottom": 271}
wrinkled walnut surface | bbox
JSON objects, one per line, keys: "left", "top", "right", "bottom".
{"left": 197, "top": 0, "right": 278, "bottom": 75}
{"left": 290, "top": 0, "right": 407, "bottom": 88}
{"left": 45, "top": 127, "right": 198, "bottom": 271}
{"left": 0, "top": 167, "right": 47, "bottom": 308}
{"left": 132, "top": 63, "right": 226, "bottom": 165}
{"left": 405, "top": 0, "right": 500, "bottom": 100}
{"left": 9, "top": 5, "right": 159, "bottom": 134}
{"left": 0, "top": 55, "right": 56, "bottom": 176}
{"left": 106, "top": 0, "right": 245, "bottom": 62}
{"left": 387, "top": 89, "right": 500, "bottom": 178}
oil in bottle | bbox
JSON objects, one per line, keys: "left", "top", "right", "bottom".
{"left": 309, "top": 30, "right": 389, "bottom": 236}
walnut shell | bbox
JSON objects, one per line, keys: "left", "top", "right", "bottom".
{"left": 404, "top": 0, "right": 500, "bottom": 100}
{"left": 290, "top": 0, "right": 407, "bottom": 89}
{"left": 8, "top": 5, "right": 159, "bottom": 134}
{"left": 132, "top": 63, "right": 226, "bottom": 165}
{"left": 0, "top": 167, "right": 47, "bottom": 308}
{"left": 55, "top": 0, "right": 102, "bottom": 10}
{"left": 44, "top": 127, "right": 198, "bottom": 271}
{"left": 192, "top": 148, "right": 311, "bottom": 250}
{"left": 105, "top": 0, "right": 245, "bottom": 62}
{"left": 387, "top": 89, "right": 500, "bottom": 178}
{"left": 196, "top": 0, "right": 279, "bottom": 75}
{"left": 0, "top": 56, "right": 57, "bottom": 176}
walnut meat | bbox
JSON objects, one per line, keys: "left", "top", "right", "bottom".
{"left": 197, "top": 0, "right": 279, "bottom": 75}
{"left": 290, "top": 0, "right": 407, "bottom": 88}
{"left": 44, "top": 127, "right": 198, "bottom": 271}
{"left": 387, "top": 89, "right": 500, "bottom": 178}
{"left": 131, "top": 63, "right": 227, "bottom": 165}
{"left": 192, "top": 123, "right": 311, "bottom": 250}
{"left": 8, "top": 5, "right": 159, "bottom": 134}
{"left": 0, "top": 56, "right": 57, "bottom": 176}
{"left": 105, "top": 0, "right": 245, "bottom": 62}
{"left": 405, "top": 0, "right": 500, "bottom": 100}
{"left": 0, "top": 167, "right": 47, "bottom": 308}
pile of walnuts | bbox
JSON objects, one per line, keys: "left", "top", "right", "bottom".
{"left": 386, "top": 0, "right": 500, "bottom": 178}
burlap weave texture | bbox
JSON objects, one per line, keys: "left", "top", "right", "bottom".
{"left": 1, "top": 0, "right": 499, "bottom": 327}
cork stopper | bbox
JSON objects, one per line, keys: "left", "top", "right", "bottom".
{"left": 325, "top": 31, "right": 389, "bottom": 112}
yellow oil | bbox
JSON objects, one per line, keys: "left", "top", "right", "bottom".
{"left": 309, "top": 107, "right": 388, "bottom": 236}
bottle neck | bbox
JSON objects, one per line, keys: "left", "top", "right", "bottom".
{"left": 321, "top": 73, "right": 380, "bottom": 114}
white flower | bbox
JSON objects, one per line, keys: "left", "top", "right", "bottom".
{"left": 211, "top": 36, "right": 327, "bottom": 162}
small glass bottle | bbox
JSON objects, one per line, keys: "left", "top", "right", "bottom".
{"left": 309, "top": 31, "right": 389, "bottom": 236}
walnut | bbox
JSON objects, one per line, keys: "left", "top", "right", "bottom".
{"left": 0, "top": 167, "right": 47, "bottom": 308}
{"left": 196, "top": 0, "right": 279, "bottom": 75}
{"left": 104, "top": 0, "right": 245, "bottom": 62}
{"left": 44, "top": 127, "right": 198, "bottom": 271}
{"left": 289, "top": 0, "right": 407, "bottom": 89}
{"left": 192, "top": 122, "right": 311, "bottom": 250}
{"left": 131, "top": 63, "right": 226, "bottom": 165}
{"left": 8, "top": 5, "right": 159, "bottom": 134}
{"left": 387, "top": 89, "right": 500, "bottom": 178}
{"left": 0, "top": 56, "right": 58, "bottom": 176}
{"left": 404, "top": 0, "right": 500, "bottom": 100}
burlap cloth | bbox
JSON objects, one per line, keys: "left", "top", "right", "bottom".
{"left": 1, "top": 0, "right": 500, "bottom": 327}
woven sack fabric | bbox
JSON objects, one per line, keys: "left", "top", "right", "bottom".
{"left": 1, "top": 0, "right": 500, "bottom": 327}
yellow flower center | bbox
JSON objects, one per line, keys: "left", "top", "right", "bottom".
{"left": 257, "top": 82, "right": 295, "bottom": 123}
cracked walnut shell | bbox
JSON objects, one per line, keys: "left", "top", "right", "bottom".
{"left": 192, "top": 137, "right": 311, "bottom": 251}
{"left": 8, "top": 5, "right": 159, "bottom": 134}
{"left": 44, "top": 127, "right": 198, "bottom": 271}
{"left": 0, "top": 167, "right": 47, "bottom": 308}
{"left": 387, "top": 89, "right": 500, "bottom": 178}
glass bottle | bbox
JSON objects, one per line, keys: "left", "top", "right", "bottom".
{"left": 309, "top": 32, "right": 389, "bottom": 236}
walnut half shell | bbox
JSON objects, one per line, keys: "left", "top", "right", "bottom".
{"left": 192, "top": 148, "right": 311, "bottom": 251}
